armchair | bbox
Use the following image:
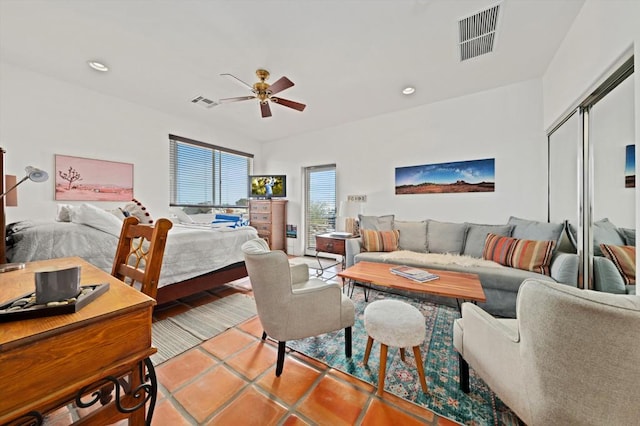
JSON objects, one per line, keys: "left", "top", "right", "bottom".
{"left": 453, "top": 279, "right": 640, "bottom": 425}
{"left": 241, "top": 238, "right": 355, "bottom": 376}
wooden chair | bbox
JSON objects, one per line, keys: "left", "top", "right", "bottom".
{"left": 111, "top": 216, "right": 173, "bottom": 300}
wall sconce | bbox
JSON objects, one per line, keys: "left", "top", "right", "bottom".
{"left": 336, "top": 200, "right": 365, "bottom": 236}
{"left": 0, "top": 166, "right": 49, "bottom": 202}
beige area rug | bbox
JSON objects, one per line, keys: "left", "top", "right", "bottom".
{"left": 151, "top": 293, "right": 257, "bottom": 365}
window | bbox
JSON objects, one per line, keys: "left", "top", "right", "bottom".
{"left": 304, "top": 164, "right": 336, "bottom": 253}
{"left": 169, "top": 134, "right": 253, "bottom": 209}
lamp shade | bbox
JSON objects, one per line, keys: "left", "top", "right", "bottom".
{"left": 26, "top": 166, "right": 48, "bottom": 183}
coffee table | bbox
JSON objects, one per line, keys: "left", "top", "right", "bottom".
{"left": 338, "top": 261, "right": 486, "bottom": 309}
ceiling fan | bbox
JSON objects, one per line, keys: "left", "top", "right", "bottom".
{"left": 218, "top": 69, "right": 306, "bottom": 118}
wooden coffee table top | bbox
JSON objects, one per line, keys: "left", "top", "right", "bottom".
{"left": 338, "top": 261, "right": 486, "bottom": 303}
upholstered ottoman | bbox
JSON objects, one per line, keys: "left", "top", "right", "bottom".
{"left": 363, "top": 299, "right": 428, "bottom": 395}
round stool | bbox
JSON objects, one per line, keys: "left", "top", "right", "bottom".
{"left": 363, "top": 299, "right": 428, "bottom": 395}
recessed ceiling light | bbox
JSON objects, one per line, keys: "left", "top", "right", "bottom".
{"left": 88, "top": 61, "right": 109, "bottom": 72}
{"left": 402, "top": 86, "right": 416, "bottom": 95}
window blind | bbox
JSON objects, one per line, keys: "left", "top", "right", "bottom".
{"left": 304, "top": 164, "right": 337, "bottom": 250}
{"left": 169, "top": 134, "right": 253, "bottom": 208}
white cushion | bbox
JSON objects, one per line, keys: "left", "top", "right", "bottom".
{"left": 364, "top": 299, "right": 425, "bottom": 348}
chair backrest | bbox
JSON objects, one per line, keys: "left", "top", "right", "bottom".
{"left": 111, "top": 216, "right": 173, "bottom": 299}
{"left": 241, "top": 238, "right": 294, "bottom": 333}
{"left": 517, "top": 279, "right": 640, "bottom": 425}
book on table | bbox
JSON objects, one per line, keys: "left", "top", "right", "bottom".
{"left": 390, "top": 265, "right": 439, "bottom": 283}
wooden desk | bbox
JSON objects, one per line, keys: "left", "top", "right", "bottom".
{"left": 0, "top": 257, "right": 157, "bottom": 425}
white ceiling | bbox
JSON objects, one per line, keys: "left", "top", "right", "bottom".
{"left": 0, "top": 0, "right": 585, "bottom": 143}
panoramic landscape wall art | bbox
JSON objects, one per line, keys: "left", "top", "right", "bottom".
{"left": 625, "top": 144, "right": 635, "bottom": 188}
{"left": 395, "top": 158, "right": 495, "bottom": 194}
{"left": 55, "top": 154, "right": 134, "bottom": 201}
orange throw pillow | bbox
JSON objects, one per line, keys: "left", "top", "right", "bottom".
{"left": 361, "top": 229, "right": 400, "bottom": 252}
{"left": 600, "top": 244, "right": 636, "bottom": 285}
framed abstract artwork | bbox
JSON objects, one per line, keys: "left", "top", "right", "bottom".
{"left": 55, "top": 155, "right": 134, "bottom": 201}
{"left": 395, "top": 158, "right": 495, "bottom": 194}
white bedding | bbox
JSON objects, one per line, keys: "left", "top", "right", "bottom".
{"left": 6, "top": 221, "right": 259, "bottom": 287}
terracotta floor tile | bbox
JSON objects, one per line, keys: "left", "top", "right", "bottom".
{"left": 329, "top": 367, "right": 376, "bottom": 393}
{"left": 151, "top": 398, "right": 192, "bottom": 426}
{"left": 177, "top": 291, "right": 221, "bottom": 307}
{"left": 213, "top": 285, "right": 251, "bottom": 298}
{"left": 281, "top": 414, "right": 311, "bottom": 426}
{"left": 225, "top": 340, "right": 278, "bottom": 380}
{"left": 237, "top": 316, "right": 265, "bottom": 338}
{"left": 43, "top": 405, "right": 74, "bottom": 426}
{"left": 297, "top": 374, "right": 369, "bottom": 426}
{"left": 256, "top": 356, "right": 322, "bottom": 405}
{"left": 173, "top": 364, "right": 247, "bottom": 423}
{"left": 153, "top": 302, "right": 192, "bottom": 320}
{"left": 156, "top": 348, "right": 217, "bottom": 393}
{"left": 360, "top": 398, "right": 429, "bottom": 426}
{"left": 200, "top": 327, "right": 257, "bottom": 360}
{"left": 288, "top": 350, "right": 330, "bottom": 371}
{"left": 379, "top": 391, "right": 436, "bottom": 421}
{"left": 205, "top": 385, "right": 287, "bottom": 426}
{"left": 437, "top": 416, "right": 462, "bottom": 425}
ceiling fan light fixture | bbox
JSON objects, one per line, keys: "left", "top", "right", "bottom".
{"left": 402, "top": 86, "right": 416, "bottom": 95}
{"left": 87, "top": 60, "right": 109, "bottom": 72}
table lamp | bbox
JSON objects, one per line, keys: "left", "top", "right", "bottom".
{"left": 336, "top": 200, "right": 364, "bottom": 236}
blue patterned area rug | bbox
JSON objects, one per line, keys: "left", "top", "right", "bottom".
{"left": 287, "top": 289, "right": 520, "bottom": 426}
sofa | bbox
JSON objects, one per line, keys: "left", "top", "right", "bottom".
{"left": 588, "top": 218, "right": 636, "bottom": 295}
{"left": 345, "top": 215, "right": 580, "bottom": 318}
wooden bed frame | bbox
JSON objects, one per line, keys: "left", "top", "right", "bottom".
{"left": 0, "top": 147, "right": 249, "bottom": 306}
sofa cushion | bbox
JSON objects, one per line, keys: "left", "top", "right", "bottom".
{"left": 600, "top": 244, "right": 636, "bottom": 284}
{"left": 362, "top": 229, "right": 399, "bottom": 252}
{"left": 393, "top": 220, "right": 427, "bottom": 253}
{"left": 620, "top": 228, "right": 636, "bottom": 247}
{"left": 508, "top": 216, "right": 564, "bottom": 246}
{"left": 427, "top": 220, "right": 467, "bottom": 254}
{"left": 484, "top": 233, "right": 555, "bottom": 275}
{"left": 462, "top": 223, "right": 514, "bottom": 258}
{"left": 593, "top": 218, "right": 625, "bottom": 256}
{"left": 359, "top": 214, "right": 394, "bottom": 231}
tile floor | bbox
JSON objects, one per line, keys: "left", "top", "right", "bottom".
{"left": 45, "top": 261, "right": 461, "bottom": 425}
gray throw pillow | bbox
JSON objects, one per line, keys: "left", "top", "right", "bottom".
{"left": 427, "top": 220, "right": 467, "bottom": 254}
{"left": 508, "top": 216, "right": 564, "bottom": 246}
{"left": 593, "top": 218, "right": 625, "bottom": 256}
{"left": 393, "top": 220, "right": 428, "bottom": 253}
{"left": 619, "top": 227, "right": 636, "bottom": 247}
{"left": 462, "top": 223, "right": 514, "bottom": 258}
{"left": 359, "top": 214, "right": 394, "bottom": 231}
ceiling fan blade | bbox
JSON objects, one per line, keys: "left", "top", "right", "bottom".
{"left": 218, "top": 95, "right": 255, "bottom": 104}
{"left": 220, "top": 73, "right": 254, "bottom": 91}
{"left": 260, "top": 102, "right": 272, "bottom": 118}
{"left": 268, "top": 76, "right": 294, "bottom": 95}
{"left": 271, "top": 97, "right": 306, "bottom": 112}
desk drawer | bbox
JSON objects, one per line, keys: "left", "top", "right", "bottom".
{"left": 316, "top": 236, "right": 345, "bottom": 255}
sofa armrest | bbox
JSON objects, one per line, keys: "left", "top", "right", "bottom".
{"left": 290, "top": 262, "right": 310, "bottom": 284}
{"left": 345, "top": 237, "right": 362, "bottom": 268}
{"left": 593, "top": 256, "right": 628, "bottom": 294}
{"left": 550, "top": 252, "right": 579, "bottom": 286}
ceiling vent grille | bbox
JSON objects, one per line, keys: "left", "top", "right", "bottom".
{"left": 458, "top": 4, "right": 500, "bottom": 61}
{"left": 190, "top": 96, "right": 219, "bottom": 108}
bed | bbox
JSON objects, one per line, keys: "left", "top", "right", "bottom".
{"left": 5, "top": 218, "right": 259, "bottom": 305}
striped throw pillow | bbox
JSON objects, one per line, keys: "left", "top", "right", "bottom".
{"left": 509, "top": 238, "right": 555, "bottom": 276}
{"left": 600, "top": 244, "right": 636, "bottom": 284}
{"left": 483, "top": 234, "right": 516, "bottom": 266}
{"left": 361, "top": 229, "right": 400, "bottom": 252}
{"left": 483, "top": 233, "right": 555, "bottom": 276}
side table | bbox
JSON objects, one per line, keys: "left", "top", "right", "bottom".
{"left": 314, "top": 233, "right": 359, "bottom": 279}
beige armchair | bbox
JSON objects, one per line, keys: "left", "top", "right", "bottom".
{"left": 454, "top": 279, "right": 640, "bottom": 425}
{"left": 241, "top": 238, "right": 355, "bottom": 376}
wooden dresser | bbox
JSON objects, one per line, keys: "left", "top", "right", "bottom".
{"left": 249, "top": 199, "right": 288, "bottom": 252}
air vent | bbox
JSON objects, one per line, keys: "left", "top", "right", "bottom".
{"left": 458, "top": 4, "right": 500, "bottom": 61}
{"left": 190, "top": 96, "right": 219, "bottom": 108}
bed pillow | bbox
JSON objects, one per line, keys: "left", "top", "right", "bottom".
{"left": 56, "top": 204, "right": 74, "bottom": 222}
{"left": 70, "top": 203, "right": 124, "bottom": 236}
{"left": 600, "top": 244, "right": 636, "bottom": 284}
{"left": 122, "top": 199, "right": 153, "bottom": 224}
{"left": 361, "top": 229, "right": 399, "bottom": 252}
{"left": 483, "top": 233, "right": 555, "bottom": 276}
{"left": 358, "top": 214, "right": 394, "bottom": 231}
{"left": 393, "top": 220, "right": 427, "bottom": 253}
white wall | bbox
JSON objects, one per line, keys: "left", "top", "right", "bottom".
{"left": 0, "top": 62, "right": 261, "bottom": 224}
{"left": 259, "top": 79, "right": 547, "bottom": 255}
